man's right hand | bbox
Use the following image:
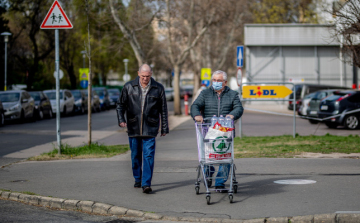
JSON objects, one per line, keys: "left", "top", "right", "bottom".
{"left": 194, "top": 116, "right": 203, "bottom": 123}
{"left": 119, "top": 122, "right": 127, "bottom": 127}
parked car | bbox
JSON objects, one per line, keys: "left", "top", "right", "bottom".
{"left": 288, "top": 83, "right": 349, "bottom": 111}
{"left": 70, "top": 89, "right": 88, "bottom": 114}
{"left": 306, "top": 89, "right": 341, "bottom": 124}
{"left": 93, "top": 87, "right": 110, "bottom": 110}
{"left": 28, "top": 91, "right": 53, "bottom": 119}
{"left": 0, "top": 100, "right": 4, "bottom": 126}
{"left": 318, "top": 90, "right": 360, "bottom": 129}
{"left": 43, "top": 89, "right": 75, "bottom": 116}
{"left": 107, "top": 88, "right": 120, "bottom": 107}
{"left": 165, "top": 88, "right": 174, "bottom": 101}
{"left": 297, "top": 92, "right": 316, "bottom": 116}
{"left": 81, "top": 90, "right": 101, "bottom": 112}
{"left": 0, "top": 90, "right": 35, "bottom": 123}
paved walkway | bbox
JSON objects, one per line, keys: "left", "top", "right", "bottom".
{"left": 1, "top": 105, "right": 360, "bottom": 222}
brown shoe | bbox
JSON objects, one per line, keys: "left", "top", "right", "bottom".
{"left": 142, "top": 186, "right": 152, "bottom": 194}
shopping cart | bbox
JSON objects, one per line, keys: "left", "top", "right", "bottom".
{"left": 194, "top": 120, "right": 237, "bottom": 205}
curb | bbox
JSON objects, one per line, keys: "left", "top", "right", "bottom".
{"left": 1, "top": 190, "right": 360, "bottom": 223}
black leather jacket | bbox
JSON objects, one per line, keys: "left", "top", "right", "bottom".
{"left": 116, "top": 77, "right": 169, "bottom": 137}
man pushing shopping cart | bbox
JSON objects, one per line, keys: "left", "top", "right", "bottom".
{"left": 190, "top": 70, "right": 243, "bottom": 204}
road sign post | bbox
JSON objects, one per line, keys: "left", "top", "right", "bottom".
{"left": 201, "top": 68, "right": 212, "bottom": 87}
{"left": 41, "top": 0, "right": 73, "bottom": 153}
{"left": 239, "top": 82, "right": 296, "bottom": 138}
{"left": 79, "top": 68, "right": 89, "bottom": 89}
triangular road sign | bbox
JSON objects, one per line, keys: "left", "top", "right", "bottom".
{"left": 40, "top": 0, "right": 73, "bottom": 29}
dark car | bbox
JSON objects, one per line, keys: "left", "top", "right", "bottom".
{"left": 318, "top": 90, "right": 360, "bottom": 129}
{"left": 107, "top": 88, "right": 120, "bottom": 108}
{"left": 81, "top": 90, "right": 101, "bottom": 112}
{"left": 93, "top": 87, "right": 110, "bottom": 110}
{"left": 165, "top": 88, "right": 174, "bottom": 101}
{"left": 0, "top": 100, "right": 4, "bottom": 126}
{"left": 288, "top": 84, "right": 349, "bottom": 111}
{"left": 70, "top": 89, "right": 88, "bottom": 114}
{"left": 306, "top": 89, "right": 340, "bottom": 124}
{"left": 29, "top": 91, "right": 53, "bottom": 119}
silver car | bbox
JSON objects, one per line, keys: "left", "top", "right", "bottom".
{"left": 43, "top": 89, "right": 75, "bottom": 116}
{"left": 0, "top": 90, "right": 35, "bottom": 123}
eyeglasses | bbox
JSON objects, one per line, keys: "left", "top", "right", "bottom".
{"left": 212, "top": 79, "right": 225, "bottom": 83}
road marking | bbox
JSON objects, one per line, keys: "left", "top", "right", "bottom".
{"left": 274, "top": 179, "right": 316, "bottom": 185}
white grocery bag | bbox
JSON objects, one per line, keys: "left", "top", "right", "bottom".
{"left": 204, "top": 128, "right": 233, "bottom": 162}
{"left": 205, "top": 127, "right": 232, "bottom": 140}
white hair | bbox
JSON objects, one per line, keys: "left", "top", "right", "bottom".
{"left": 212, "top": 70, "right": 227, "bottom": 81}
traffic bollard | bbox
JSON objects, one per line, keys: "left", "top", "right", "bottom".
{"left": 184, "top": 94, "right": 189, "bottom": 116}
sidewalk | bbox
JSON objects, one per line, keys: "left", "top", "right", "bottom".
{"left": 1, "top": 115, "right": 360, "bottom": 222}
{"left": 1, "top": 108, "right": 360, "bottom": 222}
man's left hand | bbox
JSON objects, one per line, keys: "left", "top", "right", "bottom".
{"left": 160, "top": 133, "right": 167, "bottom": 137}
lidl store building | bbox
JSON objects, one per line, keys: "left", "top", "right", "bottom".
{"left": 244, "top": 24, "right": 358, "bottom": 88}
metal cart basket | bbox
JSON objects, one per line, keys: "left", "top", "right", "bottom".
{"left": 194, "top": 121, "right": 237, "bottom": 204}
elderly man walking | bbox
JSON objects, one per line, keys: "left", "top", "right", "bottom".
{"left": 191, "top": 70, "right": 243, "bottom": 192}
{"left": 116, "top": 64, "right": 169, "bottom": 194}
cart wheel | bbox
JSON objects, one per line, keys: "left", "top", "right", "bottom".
{"left": 233, "top": 185, "right": 238, "bottom": 194}
{"left": 195, "top": 186, "right": 200, "bottom": 195}
{"left": 229, "top": 195, "right": 233, "bottom": 203}
{"left": 206, "top": 195, "right": 211, "bottom": 205}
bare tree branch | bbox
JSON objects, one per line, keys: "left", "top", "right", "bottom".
{"left": 109, "top": 0, "right": 145, "bottom": 66}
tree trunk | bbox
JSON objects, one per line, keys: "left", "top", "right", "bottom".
{"left": 173, "top": 64, "right": 182, "bottom": 115}
{"left": 67, "top": 63, "right": 77, "bottom": 89}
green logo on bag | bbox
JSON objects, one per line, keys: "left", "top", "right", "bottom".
{"left": 212, "top": 136, "right": 231, "bottom": 154}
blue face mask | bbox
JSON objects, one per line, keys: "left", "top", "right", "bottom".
{"left": 212, "top": 82, "right": 223, "bottom": 90}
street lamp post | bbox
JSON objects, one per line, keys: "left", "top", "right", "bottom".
{"left": 1, "top": 32, "right": 11, "bottom": 91}
{"left": 123, "top": 59, "right": 129, "bottom": 75}
{"left": 81, "top": 50, "right": 86, "bottom": 68}
{"left": 123, "top": 59, "right": 130, "bottom": 82}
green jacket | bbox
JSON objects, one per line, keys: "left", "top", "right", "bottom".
{"left": 190, "top": 86, "right": 243, "bottom": 121}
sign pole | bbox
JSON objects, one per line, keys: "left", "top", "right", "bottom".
{"left": 41, "top": 0, "right": 73, "bottom": 154}
{"left": 55, "top": 29, "right": 61, "bottom": 153}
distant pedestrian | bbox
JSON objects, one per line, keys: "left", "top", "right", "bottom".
{"left": 191, "top": 70, "right": 243, "bottom": 192}
{"left": 116, "top": 64, "right": 169, "bottom": 194}
{"left": 192, "top": 83, "right": 207, "bottom": 104}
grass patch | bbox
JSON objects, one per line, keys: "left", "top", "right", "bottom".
{"left": 234, "top": 134, "right": 360, "bottom": 158}
{"left": 28, "top": 143, "right": 129, "bottom": 161}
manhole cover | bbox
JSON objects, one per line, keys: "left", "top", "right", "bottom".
{"left": 274, "top": 179, "right": 316, "bottom": 185}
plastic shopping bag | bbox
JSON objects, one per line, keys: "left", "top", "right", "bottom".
{"left": 205, "top": 122, "right": 234, "bottom": 140}
{"left": 204, "top": 122, "right": 234, "bottom": 161}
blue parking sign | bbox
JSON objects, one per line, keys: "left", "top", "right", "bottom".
{"left": 201, "top": 80, "right": 210, "bottom": 87}
{"left": 80, "top": 80, "right": 88, "bottom": 89}
{"left": 237, "top": 46, "right": 244, "bottom": 67}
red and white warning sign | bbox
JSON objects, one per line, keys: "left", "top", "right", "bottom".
{"left": 40, "top": 0, "right": 73, "bottom": 29}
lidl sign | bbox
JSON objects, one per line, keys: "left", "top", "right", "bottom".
{"left": 242, "top": 85, "right": 292, "bottom": 98}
